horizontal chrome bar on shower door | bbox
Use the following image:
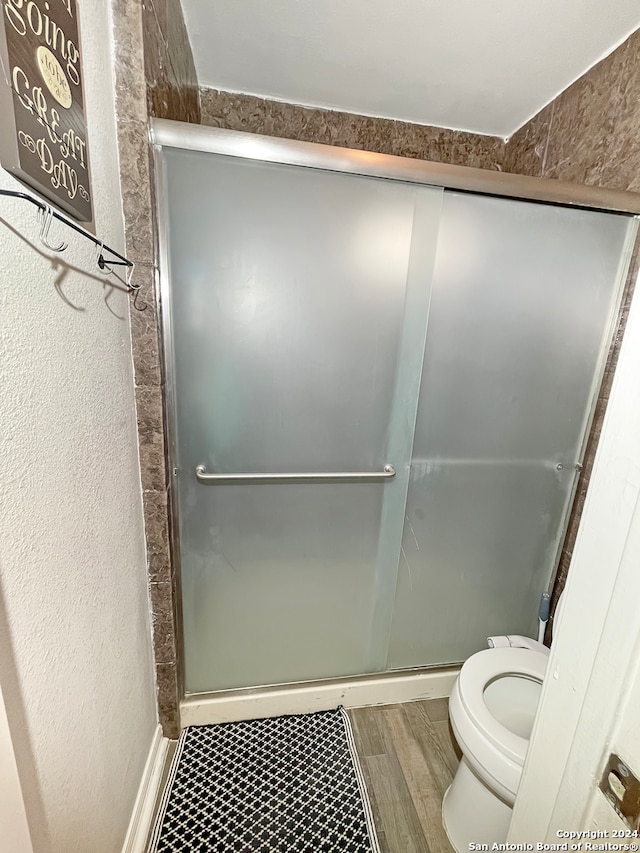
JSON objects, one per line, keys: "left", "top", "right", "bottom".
{"left": 194, "top": 464, "right": 396, "bottom": 484}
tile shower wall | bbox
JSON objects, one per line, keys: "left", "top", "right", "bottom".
{"left": 141, "top": 0, "right": 201, "bottom": 123}
{"left": 503, "top": 30, "right": 640, "bottom": 638}
{"left": 504, "top": 31, "right": 640, "bottom": 191}
{"left": 199, "top": 88, "right": 504, "bottom": 168}
{"left": 111, "top": 0, "right": 200, "bottom": 738}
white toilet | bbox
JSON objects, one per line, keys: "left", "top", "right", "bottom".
{"left": 442, "top": 598, "right": 565, "bottom": 851}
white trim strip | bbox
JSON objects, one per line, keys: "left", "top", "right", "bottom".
{"left": 340, "top": 707, "right": 382, "bottom": 853}
{"left": 180, "top": 667, "right": 459, "bottom": 727}
{"left": 147, "top": 728, "right": 189, "bottom": 853}
{"left": 121, "top": 725, "right": 169, "bottom": 853}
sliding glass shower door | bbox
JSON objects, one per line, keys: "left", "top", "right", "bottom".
{"left": 161, "top": 147, "right": 443, "bottom": 692}
{"left": 156, "top": 130, "right": 635, "bottom": 695}
{"left": 387, "top": 192, "right": 633, "bottom": 667}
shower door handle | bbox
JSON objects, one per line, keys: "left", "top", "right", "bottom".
{"left": 194, "top": 464, "right": 396, "bottom": 484}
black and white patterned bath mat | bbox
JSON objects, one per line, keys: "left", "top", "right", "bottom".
{"left": 149, "top": 707, "right": 381, "bottom": 853}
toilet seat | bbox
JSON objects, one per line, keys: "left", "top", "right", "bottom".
{"left": 449, "top": 646, "right": 548, "bottom": 804}
{"left": 457, "top": 647, "right": 548, "bottom": 765}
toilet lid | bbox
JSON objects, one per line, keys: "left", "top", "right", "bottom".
{"left": 457, "top": 647, "right": 548, "bottom": 766}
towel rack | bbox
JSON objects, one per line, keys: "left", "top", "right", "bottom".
{"left": 194, "top": 464, "right": 396, "bottom": 483}
{"left": 0, "top": 188, "right": 138, "bottom": 290}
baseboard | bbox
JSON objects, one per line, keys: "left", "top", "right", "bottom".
{"left": 180, "top": 666, "right": 460, "bottom": 727}
{"left": 121, "top": 724, "right": 170, "bottom": 853}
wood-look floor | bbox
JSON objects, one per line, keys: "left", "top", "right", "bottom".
{"left": 348, "top": 700, "right": 462, "bottom": 853}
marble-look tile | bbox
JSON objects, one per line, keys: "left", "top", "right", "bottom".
{"left": 179, "top": 86, "right": 201, "bottom": 124}
{"left": 163, "top": 50, "right": 195, "bottom": 121}
{"left": 142, "top": 0, "right": 200, "bottom": 123}
{"left": 503, "top": 101, "right": 554, "bottom": 177}
{"left": 116, "top": 121, "right": 156, "bottom": 266}
{"left": 136, "top": 386, "right": 167, "bottom": 491}
{"left": 129, "top": 265, "right": 162, "bottom": 387}
{"left": 503, "top": 32, "right": 640, "bottom": 191}
{"left": 150, "top": 81, "right": 183, "bottom": 122}
{"left": 142, "top": 0, "right": 169, "bottom": 96}
{"left": 199, "top": 89, "right": 504, "bottom": 169}
{"left": 165, "top": 14, "right": 199, "bottom": 100}
{"left": 144, "top": 31, "right": 188, "bottom": 121}
{"left": 150, "top": 581, "right": 175, "bottom": 630}
{"left": 138, "top": 426, "right": 166, "bottom": 491}
{"left": 111, "top": 0, "right": 149, "bottom": 125}
{"left": 583, "top": 34, "right": 640, "bottom": 194}
{"left": 433, "top": 130, "right": 504, "bottom": 170}
{"left": 607, "top": 248, "right": 640, "bottom": 376}
{"left": 146, "top": 0, "right": 168, "bottom": 37}
{"left": 136, "top": 383, "right": 165, "bottom": 435}
{"left": 544, "top": 549, "right": 573, "bottom": 644}
{"left": 156, "top": 662, "right": 180, "bottom": 738}
{"left": 588, "top": 396, "right": 609, "bottom": 444}
{"left": 143, "top": 489, "right": 172, "bottom": 583}
{"left": 151, "top": 615, "right": 177, "bottom": 666}
{"left": 113, "top": 0, "right": 186, "bottom": 739}
{"left": 141, "top": 4, "right": 169, "bottom": 118}
{"left": 540, "top": 34, "right": 640, "bottom": 188}
{"left": 379, "top": 119, "right": 503, "bottom": 169}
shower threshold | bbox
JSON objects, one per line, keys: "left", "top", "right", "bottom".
{"left": 179, "top": 664, "right": 460, "bottom": 728}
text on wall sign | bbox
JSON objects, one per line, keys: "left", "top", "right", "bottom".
{"left": 0, "top": 0, "right": 92, "bottom": 222}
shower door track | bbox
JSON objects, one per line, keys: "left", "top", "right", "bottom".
{"left": 150, "top": 119, "right": 640, "bottom": 215}
{"left": 151, "top": 118, "right": 640, "bottom": 723}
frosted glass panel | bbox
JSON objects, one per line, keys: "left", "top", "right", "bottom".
{"left": 162, "top": 148, "right": 443, "bottom": 691}
{"left": 160, "top": 140, "right": 634, "bottom": 690}
{"left": 388, "top": 193, "right": 633, "bottom": 668}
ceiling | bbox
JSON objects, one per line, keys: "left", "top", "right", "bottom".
{"left": 180, "top": 0, "right": 640, "bottom": 138}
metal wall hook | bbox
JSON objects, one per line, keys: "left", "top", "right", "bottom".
{"left": 132, "top": 279, "right": 147, "bottom": 312}
{"left": 126, "top": 262, "right": 136, "bottom": 290}
{"left": 96, "top": 241, "right": 113, "bottom": 275}
{"left": 38, "top": 205, "right": 68, "bottom": 252}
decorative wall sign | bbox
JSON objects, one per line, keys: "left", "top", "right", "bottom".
{"left": 0, "top": 0, "right": 92, "bottom": 222}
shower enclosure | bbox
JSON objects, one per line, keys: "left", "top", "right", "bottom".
{"left": 152, "top": 120, "right": 638, "bottom": 698}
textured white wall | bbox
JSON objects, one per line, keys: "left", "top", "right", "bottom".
{"left": 0, "top": 2, "right": 157, "bottom": 852}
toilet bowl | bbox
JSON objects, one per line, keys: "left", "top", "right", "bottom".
{"left": 443, "top": 645, "right": 549, "bottom": 851}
